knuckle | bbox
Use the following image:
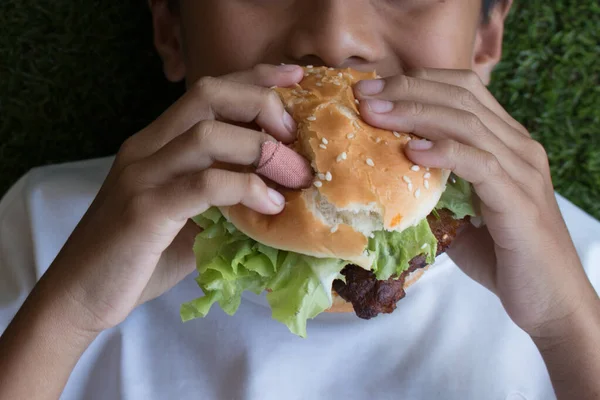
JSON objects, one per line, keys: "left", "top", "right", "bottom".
{"left": 393, "top": 74, "right": 417, "bottom": 93}
{"left": 455, "top": 87, "right": 479, "bottom": 111}
{"left": 116, "top": 136, "right": 140, "bottom": 167}
{"left": 245, "top": 173, "right": 265, "bottom": 196}
{"left": 396, "top": 101, "right": 425, "bottom": 117}
{"left": 118, "top": 162, "right": 146, "bottom": 191}
{"left": 123, "top": 191, "right": 154, "bottom": 224}
{"left": 252, "top": 63, "right": 271, "bottom": 77}
{"left": 193, "top": 169, "right": 216, "bottom": 194}
{"left": 461, "top": 69, "right": 482, "bottom": 89}
{"left": 482, "top": 152, "right": 504, "bottom": 178}
{"left": 118, "top": 136, "right": 137, "bottom": 158}
{"left": 463, "top": 111, "right": 487, "bottom": 135}
{"left": 264, "top": 88, "right": 283, "bottom": 109}
{"left": 528, "top": 139, "right": 550, "bottom": 169}
{"left": 192, "top": 76, "right": 218, "bottom": 98}
{"left": 192, "top": 120, "right": 217, "bottom": 149}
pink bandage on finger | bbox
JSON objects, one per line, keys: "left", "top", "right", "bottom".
{"left": 255, "top": 141, "right": 313, "bottom": 189}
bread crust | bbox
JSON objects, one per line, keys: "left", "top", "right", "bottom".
{"left": 222, "top": 66, "right": 449, "bottom": 267}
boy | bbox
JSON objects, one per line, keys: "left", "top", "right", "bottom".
{"left": 1, "top": 0, "right": 599, "bottom": 399}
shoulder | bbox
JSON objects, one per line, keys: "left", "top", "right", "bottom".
{"left": 0, "top": 157, "right": 114, "bottom": 279}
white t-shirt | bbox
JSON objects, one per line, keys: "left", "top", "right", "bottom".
{"left": 1, "top": 157, "right": 599, "bottom": 400}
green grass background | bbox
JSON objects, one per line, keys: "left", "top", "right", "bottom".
{"left": 1, "top": 1, "right": 599, "bottom": 219}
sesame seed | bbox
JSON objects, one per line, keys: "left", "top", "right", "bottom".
{"left": 366, "top": 158, "right": 375, "bottom": 167}
{"left": 307, "top": 65, "right": 314, "bottom": 68}
{"left": 442, "top": 234, "right": 449, "bottom": 240}
{"left": 403, "top": 176, "right": 412, "bottom": 183}
{"left": 318, "top": 173, "right": 326, "bottom": 180}
{"left": 338, "top": 72, "right": 343, "bottom": 78}
{"left": 451, "top": 176, "right": 457, "bottom": 184}
{"left": 414, "top": 189, "right": 421, "bottom": 199}
{"left": 424, "top": 172, "right": 431, "bottom": 179}
{"left": 319, "top": 144, "right": 327, "bottom": 150}
{"left": 321, "top": 138, "right": 329, "bottom": 145}
{"left": 336, "top": 152, "right": 347, "bottom": 163}
{"left": 375, "top": 137, "right": 382, "bottom": 143}
{"left": 408, "top": 182, "right": 413, "bottom": 192}
{"left": 314, "top": 181, "right": 323, "bottom": 188}
{"left": 424, "top": 180, "right": 430, "bottom": 190}
{"left": 376, "top": 75, "right": 382, "bottom": 79}
{"left": 316, "top": 82, "right": 323, "bottom": 87}
{"left": 307, "top": 116, "right": 317, "bottom": 121}
{"left": 281, "top": 63, "right": 286, "bottom": 65}
{"left": 393, "top": 131, "right": 401, "bottom": 138}
{"left": 421, "top": 243, "right": 428, "bottom": 250}
{"left": 328, "top": 67, "right": 334, "bottom": 70}
{"left": 426, "top": 167, "right": 430, "bottom": 171}
{"left": 325, "top": 171, "right": 332, "bottom": 181}
{"left": 330, "top": 225, "right": 338, "bottom": 233}
{"left": 342, "top": 152, "right": 347, "bottom": 159}
{"left": 411, "top": 165, "right": 421, "bottom": 172}
{"left": 333, "top": 81, "right": 341, "bottom": 86}
{"left": 347, "top": 133, "right": 355, "bottom": 139}
{"left": 269, "top": 85, "right": 277, "bottom": 89}
{"left": 352, "top": 121, "right": 361, "bottom": 130}
{"left": 355, "top": 99, "right": 360, "bottom": 105}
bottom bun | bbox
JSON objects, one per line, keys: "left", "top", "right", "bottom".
{"left": 324, "top": 265, "right": 430, "bottom": 313}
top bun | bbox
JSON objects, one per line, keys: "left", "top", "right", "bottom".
{"left": 221, "top": 67, "right": 449, "bottom": 269}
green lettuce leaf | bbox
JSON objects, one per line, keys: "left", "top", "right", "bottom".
{"left": 435, "top": 175, "right": 476, "bottom": 219}
{"left": 368, "top": 218, "right": 438, "bottom": 280}
{"left": 267, "top": 253, "right": 348, "bottom": 338}
{"left": 181, "top": 207, "right": 441, "bottom": 337}
{"left": 181, "top": 208, "right": 350, "bottom": 338}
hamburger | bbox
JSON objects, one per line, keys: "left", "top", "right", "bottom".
{"left": 181, "top": 66, "right": 475, "bottom": 337}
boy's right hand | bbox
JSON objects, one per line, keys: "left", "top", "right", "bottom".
{"left": 44, "top": 64, "right": 305, "bottom": 333}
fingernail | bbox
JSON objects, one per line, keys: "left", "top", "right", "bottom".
{"left": 366, "top": 99, "right": 394, "bottom": 113}
{"left": 407, "top": 139, "right": 433, "bottom": 151}
{"left": 267, "top": 188, "right": 285, "bottom": 207}
{"left": 356, "top": 79, "right": 385, "bottom": 95}
{"left": 277, "top": 64, "right": 300, "bottom": 72}
{"left": 283, "top": 111, "right": 297, "bottom": 134}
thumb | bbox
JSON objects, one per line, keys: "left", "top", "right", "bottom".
{"left": 446, "top": 225, "right": 497, "bottom": 294}
{"left": 139, "top": 219, "right": 201, "bottom": 305}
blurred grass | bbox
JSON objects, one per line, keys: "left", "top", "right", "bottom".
{"left": 0, "top": 1, "right": 599, "bottom": 219}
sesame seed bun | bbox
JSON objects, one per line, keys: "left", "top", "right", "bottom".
{"left": 221, "top": 66, "right": 449, "bottom": 269}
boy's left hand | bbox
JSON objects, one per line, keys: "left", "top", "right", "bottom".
{"left": 354, "top": 69, "right": 598, "bottom": 341}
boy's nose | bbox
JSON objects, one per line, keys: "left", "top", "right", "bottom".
{"left": 284, "top": 0, "right": 385, "bottom": 70}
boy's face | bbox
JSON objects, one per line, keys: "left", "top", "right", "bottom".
{"left": 151, "top": 0, "right": 510, "bottom": 85}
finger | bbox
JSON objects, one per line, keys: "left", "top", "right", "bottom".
{"left": 138, "top": 219, "right": 200, "bottom": 305}
{"left": 146, "top": 169, "right": 286, "bottom": 224}
{"left": 124, "top": 64, "right": 304, "bottom": 160}
{"left": 225, "top": 63, "right": 304, "bottom": 86}
{"left": 405, "top": 68, "right": 529, "bottom": 137}
{"left": 355, "top": 74, "right": 530, "bottom": 154}
{"left": 446, "top": 225, "right": 497, "bottom": 294}
{"left": 134, "top": 121, "right": 274, "bottom": 184}
{"left": 359, "top": 99, "right": 535, "bottom": 188}
{"left": 405, "top": 138, "right": 530, "bottom": 215}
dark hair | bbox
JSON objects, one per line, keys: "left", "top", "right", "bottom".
{"left": 167, "top": 0, "right": 503, "bottom": 20}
